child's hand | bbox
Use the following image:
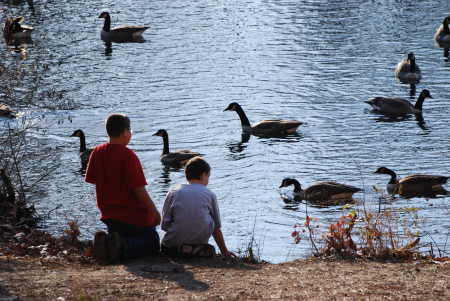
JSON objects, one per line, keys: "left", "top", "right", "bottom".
{"left": 223, "top": 250, "right": 237, "bottom": 258}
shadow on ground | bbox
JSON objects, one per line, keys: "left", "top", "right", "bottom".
{"left": 0, "top": 258, "right": 20, "bottom": 300}
{"left": 124, "top": 255, "right": 261, "bottom": 292}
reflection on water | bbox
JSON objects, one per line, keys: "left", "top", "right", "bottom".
{"left": 372, "top": 112, "right": 427, "bottom": 130}
{"left": 258, "top": 132, "right": 303, "bottom": 145}
{"left": 4, "top": 38, "right": 32, "bottom": 59}
{"left": 158, "top": 167, "right": 171, "bottom": 186}
{"left": 104, "top": 42, "right": 112, "bottom": 56}
{"left": 2, "top": 0, "right": 450, "bottom": 263}
{"left": 227, "top": 134, "right": 250, "bottom": 154}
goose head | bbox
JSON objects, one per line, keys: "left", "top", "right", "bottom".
{"left": 444, "top": 16, "right": 450, "bottom": 24}
{"left": 98, "top": 12, "right": 110, "bottom": 19}
{"left": 11, "top": 17, "right": 24, "bottom": 30}
{"left": 5, "top": 17, "right": 24, "bottom": 34}
{"left": 279, "top": 178, "right": 301, "bottom": 189}
{"left": 152, "top": 129, "right": 168, "bottom": 137}
{"left": 223, "top": 102, "right": 240, "bottom": 112}
{"left": 374, "top": 166, "right": 395, "bottom": 175}
{"left": 419, "top": 89, "right": 433, "bottom": 99}
{"left": 407, "top": 52, "right": 415, "bottom": 62}
{"left": 70, "top": 129, "right": 84, "bottom": 138}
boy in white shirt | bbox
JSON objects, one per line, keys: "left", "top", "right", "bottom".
{"left": 161, "top": 157, "right": 234, "bottom": 257}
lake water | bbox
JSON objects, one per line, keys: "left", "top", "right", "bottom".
{"left": 1, "top": 0, "right": 450, "bottom": 263}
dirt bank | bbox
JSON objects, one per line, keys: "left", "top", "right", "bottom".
{"left": 1, "top": 254, "right": 449, "bottom": 301}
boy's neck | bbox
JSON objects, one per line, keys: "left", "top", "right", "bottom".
{"left": 109, "top": 137, "right": 128, "bottom": 145}
{"left": 188, "top": 179, "right": 207, "bottom": 186}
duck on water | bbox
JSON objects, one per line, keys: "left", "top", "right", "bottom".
{"left": 70, "top": 129, "right": 93, "bottom": 171}
{"left": 279, "top": 178, "right": 361, "bottom": 205}
{"left": 224, "top": 102, "right": 303, "bottom": 137}
{"left": 374, "top": 167, "right": 449, "bottom": 197}
{"left": 98, "top": 12, "right": 149, "bottom": 43}
{"left": 395, "top": 52, "right": 421, "bottom": 96}
{"left": 365, "top": 89, "right": 432, "bottom": 115}
{"left": 435, "top": 16, "right": 450, "bottom": 59}
{"left": 152, "top": 129, "right": 202, "bottom": 169}
{"left": 3, "top": 16, "right": 33, "bottom": 42}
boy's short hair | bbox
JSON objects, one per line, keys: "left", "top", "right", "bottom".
{"left": 185, "top": 157, "right": 210, "bottom": 180}
{"left": 106, "top": 114, "right": 130, "bottom": 137}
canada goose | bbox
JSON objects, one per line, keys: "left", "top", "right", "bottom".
{"left": 2, "top": 16, "right": 33, "bottom": 40}
{"left": 223, "top": 102, "right": 303, "bottom": 137}
{"left": 70, "top": 129, "right": 93, "bottom": 170}
{"left": 395, "top": 52, "right": 421, "bottom": 84}
{"left": 374, "top": 167, "right": 449, "bottom": 196}
{"left": 0, "top": 104, "right": 16, "bottom": 118}
{"left": 98, "top": 12, "right": 149, "bottom": 42}
{"left": 279, "top": 178, "right": 361, "bottom": 204}
{"left": 365, "top": 89, "right": 432, "bottom": 115}
{"left": 152, "top": 129, "right": 201, "bottom": 168}
{"left": 434, "top": 16, "right": 450, "bottom": 58}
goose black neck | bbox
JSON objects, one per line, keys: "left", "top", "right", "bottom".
{"left": 385, "top": 169, "right": 398, "bottom": 184}
{"left": 161, "top": 133, "right": 170, "bottom": 155}
{"left": 234, "top": 105, "right": 251, "bottom": 128}
{"left": 78, "top": 132, "right": 87, "bottom": 153}
{"left": 414, "top": 92, "right": 426, "bottom": 110}
{"left": 444, "top": 18, "right": 450, "bottom": 33}
{"left": 409, "top": 58, "right": 416, "bottom": 73}
{"left": 291, "top": 180, "right": 303, "bottom": 193}
{"left": 103, "top": 14, "right": 111, "bottom": 32}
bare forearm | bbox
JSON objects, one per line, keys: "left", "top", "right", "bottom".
{"left": 213, "top": 228, "right": 229, "bottom": 255}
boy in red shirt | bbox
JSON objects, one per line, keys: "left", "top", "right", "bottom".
{"left": 85, "top": 114, "right": 161, "bottom": 264}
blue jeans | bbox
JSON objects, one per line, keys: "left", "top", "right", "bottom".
{"left": 102, "top": 219, "right": 160, "bottom": 259}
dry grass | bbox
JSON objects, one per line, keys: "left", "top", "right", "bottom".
{"left": 292, "top": 190, "right": 433, "bottom": 261}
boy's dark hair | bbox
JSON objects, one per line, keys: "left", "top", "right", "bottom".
{"left": 185, "top": 157, "right": 210, "bottom": 180}
{"left": 106, "top": 114, "right": 130, "bottom": 137}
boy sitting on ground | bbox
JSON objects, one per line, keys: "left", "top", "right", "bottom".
{"left": 161, "top": 156, "right": 234, "bottom": 257}
{"left": 85, "top": 114, "right": 161, "bottom": 264}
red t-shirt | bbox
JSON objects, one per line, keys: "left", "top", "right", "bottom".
{"left": 85, "top": 143, "right": 157, "bottom": 227}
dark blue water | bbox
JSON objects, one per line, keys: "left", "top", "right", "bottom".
{"left": 1, "top": 0, "right": 449, "bottom": 262}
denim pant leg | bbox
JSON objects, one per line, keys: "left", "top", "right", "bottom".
{"left": 102, "top": 219, "right": 160, "bottom": 259}
{"left": 124, "top": 227, "right": 160, "bottom": 259}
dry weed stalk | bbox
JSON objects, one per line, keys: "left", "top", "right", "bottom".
{"left": 237, "top": 217, "right": 264, "bottom": 264}
{"left": 292, "top": 197, "right": 423, "bottom": 260}
{"left": 0, "top": 120, "right": 61, "bottom": 234}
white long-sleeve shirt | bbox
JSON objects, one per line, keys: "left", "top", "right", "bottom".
{"left": 161, "top": 183, "right": 221, "bottom": 247}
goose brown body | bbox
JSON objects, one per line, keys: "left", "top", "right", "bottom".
{"left": 365, "top": 89, "right": 432, "bottom": 114}
{"left": 3, "top": 16, "right": 33, "bottom": 40}
{"left": 152, "top": 129, "right": 201, "bottom": 168}
{"left": 224, "top": 102, "right": 302, "bottom": 137}
{"left": 279, "top": 178, "right": 361, "bottom": 204}
{"left": 435, "top": 16, "right": 450, "bottom": 57}
{"left": 395, "top": 53, "right": 421, "bottom": 84}
{"left": 99, "top": 12, "right": 148, "bottom": 42}
{"left": 0, "top": 104, "right": 16, "bottom": 118}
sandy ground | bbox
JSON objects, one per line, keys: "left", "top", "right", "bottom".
{"left": 0, "top": 255, "right": 449, "bottom": 301}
